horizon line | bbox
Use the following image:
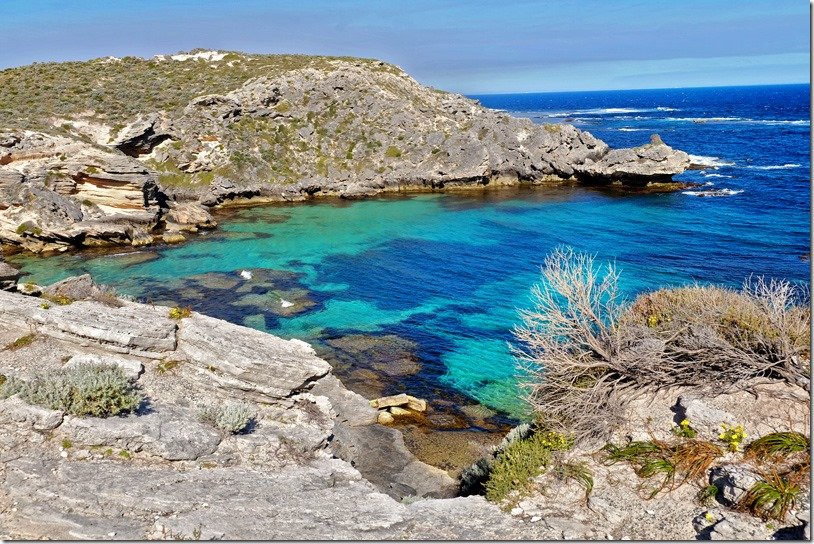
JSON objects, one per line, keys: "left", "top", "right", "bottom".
{"left": 466, "top": 81, "right": 811, "bottom": 96}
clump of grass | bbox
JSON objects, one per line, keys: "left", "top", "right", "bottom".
{"left": 156, "top": 360, "right": 182, "bottom": 374}
{"left": 550, "top": 460, "right": 594, "bottom": 501}
{"left": 603, "top": 438, "right": 722, "bottom": 498}
{"left": 199, "top": 402, "right": 255, "bottom": 434}
{"left": 697, "top": 484, "right": 719, "bottom": 506}
{"left": 484, "top": 430, "right": 571, "bottom": 506}
{"left": 745, "top": 432, "right": 810, "bottom": 459}
{"left": 737, "top": 472, "right": 800, "bottom": 521}
{"left": 5, "top": 333, "right": 37, "bottom": 351}
{"left": 61, "top": 438, "right": 73, "bottom": 449}
{"left": 168, "top": 306, "right": 192, "bottom": 320}
{"left": 42, "top": 293, "right": 73, "bottom": 306}
{"left": 2, "top": 363, "right": 141, "bottom": 417}
{"left": 384, "top": 145, "right": 402, "bottom": 158}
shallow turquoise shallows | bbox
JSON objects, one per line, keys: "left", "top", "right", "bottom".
{"left": 10, "top": 85, "right": 810, "bottom": 423}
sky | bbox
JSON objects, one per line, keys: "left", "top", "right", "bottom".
{"left": 0, "top": 0, "right": 809, "bottom": 93}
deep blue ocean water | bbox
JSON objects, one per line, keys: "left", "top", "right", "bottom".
{"left": 11, "top": 84, "right": 810, "bottom": 424}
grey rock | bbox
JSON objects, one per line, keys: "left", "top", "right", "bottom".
{"left": 177, "top": 312, "right": 330, "bottom": 400}
{"left": 709, "top": 465, "right": 761, "bottom": 505}
{"left": 574, "top": 135, "right": 691, "bottom": 184}
{"left": 61, "top": 406, "right": 221, "bottom": 461}
{"left": 64, "top": 353, "right": 144, "bottom": 380}
{"left": 0, "top": 292, "right": 180, "bottom": 357}
{"left": 1, "top": 395, "right": 64, "bottom": 431}
{"left": 110, "top": 113, "right": 171, "bottom": 157}
{"left": 42, "top": 274, "right": 101, "bottom": 301}
{"left": 0, "top": 260, "right": 22, "bottom": 291}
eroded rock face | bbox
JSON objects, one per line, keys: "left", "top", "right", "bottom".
{"left": 574, "top": 135, "right": 691, "bottom": 184}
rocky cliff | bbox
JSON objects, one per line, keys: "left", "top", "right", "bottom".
{"left": 0, "top": 50, "right": 690, "bottom": 252}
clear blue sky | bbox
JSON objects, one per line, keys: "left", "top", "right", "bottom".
{"left": 0, "top": 0, "right": 808, "bottom": 93}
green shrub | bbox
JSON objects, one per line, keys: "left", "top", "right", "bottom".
{"left": 42, "top": 293, "right": 73, "bottom": 306}
{"left": 738, "top": 472, "right": 800, "bottom": 521}
{"left": 746, "top": 432, "right": 810, "bottom": 459}
{"left": 168, "top": 306, "right": 192, "bottom": 320}
{"left": 515, "top": 248, "right": 811, "bottom": 442}
{"left": 199, "top": 402, "right": 254, "bottom": 434}
{"left": 6, "top": 363, "right": 141, "bottom": 417}
{"left": 484, "top": 430, "right": 571, "bottom": 506}
{"left": 384, "top": 145, "right": 402, "bottom": 158}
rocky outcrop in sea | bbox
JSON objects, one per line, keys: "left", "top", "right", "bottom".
{"left": 0, "top": 51, "right": 691, "bottom": 252}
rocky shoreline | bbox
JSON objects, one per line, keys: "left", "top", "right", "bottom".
{"left": 0, "top": 272, "right": 809, "bottom": 540}
{"left": 1, "top": 51, "right": 691, "bottom": 254}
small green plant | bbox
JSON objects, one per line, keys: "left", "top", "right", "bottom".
{"left": 697, "top": 484, "right": 719, "bottom": 506}
{"left": 484, "top": 430, "right": 571, "bottom": 506}
{"left": 737, "top": 472, "right": 800, "bottom": 521}
{"left": 118, "top": 449, "right": 132, "bottom": 460}
{"left": 42, "top": 293, "right": 73, "bottom": 306}
{"left": 61, "top": 438, "right": 73, "bottom": 449}
{"left": 551, "top": 460, "right": 594, "bottom": 501}
{"left": 199, "top": 402, "right": 255, "bottom": 434}
{"left": 672, "top": 418, "right": 698, "bottom": 439}
{"left": 745, "top": 432, "right": 810, "bottom": 459}
{"left": 5, "top": 333, "right": 37, "bottom": 351}
{"left": 9, "top": 363, "right": 141, "bottom": 417}
{"left": 40, "top": 302, "right": 51, "bottom": 309}
{"left": 168, "top": 306, "right": 192, "bottom": 320}
{"left": 384, "top": 145, "right": 402, "bottom": 158}
{"left": 719, "top": 423, "right": 747, "bottom": 452}
{"left": 156, "top": 360, "right": 182, "bottom": 374}
{"left": 603, "top": 439, "right": 721, "bottom": 498}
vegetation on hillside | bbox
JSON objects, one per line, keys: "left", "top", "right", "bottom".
{"left": 0, "top": 50, "right": 401, "bottom": 128}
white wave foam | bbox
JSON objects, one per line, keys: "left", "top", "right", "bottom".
{"left": 618, "top": 127, "right": 646, "bottom": 132}
{"left": 665, "top": 117, "right": 808, "bottom": 126}
{"left": 688, "top": 154, "right": 735, "bottom": 168}
{"left": 544, "top": 107, "right": 679, "bottom": 117}
{"left": 682, "top": 188, "right": 744, "bottom": 197}
{"left": 745, "top": 163, "right": 802, "bottom": 170}
{"left": 703, "top": 173, "right": 732, "bottom": 179}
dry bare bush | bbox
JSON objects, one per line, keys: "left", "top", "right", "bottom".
{"left": 513, "top": 247, "right": 811, "bottom": 442}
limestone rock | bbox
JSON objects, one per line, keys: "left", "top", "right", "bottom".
{"left": 42, "top": 274, "right": 101, "bottom": 301}
{"left": 64, "top": 353, "right": 144, "bottom": 380}
{"left": 1, "top": 395, "right": 64, "bottom": 431}
{"left": 709, "top": 465, "right": 761, "bottom": 505}
{"left": 177, "top": 312, "right": 331, "bottom": 400}
{"left": 61, "top": 406, "right": 221, "bottom": 461}
{"left": 369, "top": 393, "right": 427, "bottom": 412}
{"left": 0, "top": 260, "right": 21, "bottom": 291}
{"left": 574, "top": 135, "right": 690, "bottom": 184}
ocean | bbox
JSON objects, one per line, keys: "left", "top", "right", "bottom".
{"left": 11, "top": 84, "right": 810, "bottom": 439}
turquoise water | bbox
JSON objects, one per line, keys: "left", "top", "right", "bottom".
{"left": 10, "top": 85, "right": 810, "bottom": 425}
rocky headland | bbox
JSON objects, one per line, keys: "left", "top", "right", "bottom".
{"left": 0, "top": 50, "right": 690, "bottom": 253}
{"left": 0, "top": 271, "right": 809, "bottom": 540}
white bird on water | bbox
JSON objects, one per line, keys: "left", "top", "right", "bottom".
{"left": 240, "top": 270, "right": 253, "bottom": 280}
